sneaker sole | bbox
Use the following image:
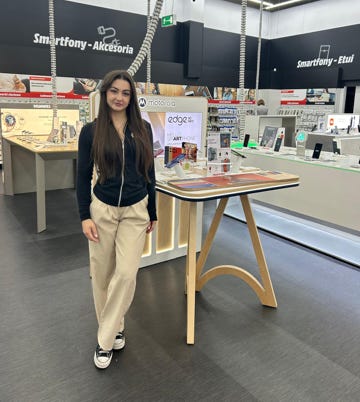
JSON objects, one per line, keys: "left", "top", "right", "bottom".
{"left": 94, "top": 352, "right": 112, "bottom": 369}
{"left": 113, "top": 339, "right": 125, "bottom": 350}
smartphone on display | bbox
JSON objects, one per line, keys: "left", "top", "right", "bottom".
{"left": 165, "top": 153, "right": 185, "bottom": 168}
{"left": 274, "top": 137, "right": 282, "bottom": 152}
{"left": 243, "top": 134, "right": 250, "bottom": 147}
{"left": 332, "top": 140, "right": 340, "bottom": 154}
{"left": 312, "top": 143, "right": 323, "bottom": 159}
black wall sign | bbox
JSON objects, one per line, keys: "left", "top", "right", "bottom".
{"left": 269, "top": 24, "right": 360, "bottom": 88}
{"left": 0, "top": 0, "right": 359, "bottom": 89}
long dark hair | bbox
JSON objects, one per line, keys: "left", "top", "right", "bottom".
{"left": 93, "top": 70, "right": 153, "bottom": 183}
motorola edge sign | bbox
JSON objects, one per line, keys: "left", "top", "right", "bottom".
{"left": 165, "top": 112, "right": 202, "bottom": 148}
{"left": 167, "top": 115, "right": 194, "bottom": 126}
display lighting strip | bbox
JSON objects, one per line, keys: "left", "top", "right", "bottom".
{"left": 265, "top": 0, "right": 310, "bottom": 10}
{"left": 248, "top": 0, "right": 273, "bottom": 7}
{"left": 248, "top": 0, "right": 309, "bottom": 10}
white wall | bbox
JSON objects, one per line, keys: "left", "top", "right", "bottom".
{"left": 205, "top": 0, "right": 360, "bottom": 39}
{"left": 65, "top": 0, "right": 153, "bottom": 15}
{"left": 66, "top": 0, "right": 360, "bottom": 40}
{"left": 204, "top": 0, "right": 271, "bottom": 38}
{"left": 270, "top": 0, "right": 360, "bottom": 38}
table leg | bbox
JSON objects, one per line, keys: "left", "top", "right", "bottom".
{"left": 35, "top": 154, "right": 46, "bottom": 233}
{"left": 196, "top": 195, "right": 277, "bottom": 308}
{"left": 186, "top": 201, "right": 197, "bottom": 344}
{"left": 196, "top": 198, "right": 228, "bottom": 282}
{"left": 240, "top": 194, "right": 277, "bottom": 307}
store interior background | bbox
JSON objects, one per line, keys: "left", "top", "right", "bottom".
{"left": 59, "top": 0, "right": 360, "bottom": 114}
{"left": 1, "top": 0, "right": 359, "bottom": 263}
{"left": 0, "top": 1, "right": 360, "bottom": 401}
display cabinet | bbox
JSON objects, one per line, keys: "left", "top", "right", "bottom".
{"left": 244, "top": 115, "right": 297, "bottom": 147}
{"left": 235, "top": 147, "right": 360, "bottom": 232}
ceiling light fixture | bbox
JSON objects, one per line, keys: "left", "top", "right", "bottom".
{"left": 264, "top": 0, "right": 307, "bottom": 10}
{"left": 248, "top": 0, "right": 274, "bottom": 7}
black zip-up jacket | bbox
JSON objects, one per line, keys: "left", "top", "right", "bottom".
{"left": 76, "top": 120, "right": 157, "bottom": 222}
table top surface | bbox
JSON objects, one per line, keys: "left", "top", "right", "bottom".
{"left": 156, "top": 171, "right": 300, "bottom": 201}
{"left": 4, "top": 135, "right": 78, "bottom": 154}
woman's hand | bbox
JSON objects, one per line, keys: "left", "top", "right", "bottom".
{"left": 81, "top": 79, "right": 97, "bottom": 93}
{"left": 82, "top": 219, "right": 99, "bottom": 242}
{"left": 146, "top": 221, "right": 157, "bottom": 234}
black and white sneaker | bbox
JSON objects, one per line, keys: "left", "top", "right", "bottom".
{"left": 94, "top": 344, "right": 113, "bottom": 369}
{"left": 113, "top": 331, "right": 125, "bottom": 350}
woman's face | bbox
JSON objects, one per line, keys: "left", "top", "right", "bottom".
{"left": 248, "top": 89, "right": 255, "bottom": 99}
{"left": 106, "top": 78, "right": 131, "bottom": 113}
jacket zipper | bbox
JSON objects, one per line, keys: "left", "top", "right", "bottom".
{"left": 117, "top": 124, "right": 127, "bottom": 207}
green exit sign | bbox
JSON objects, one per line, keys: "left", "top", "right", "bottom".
{"left": 161, "top": 14, "right": 176, "bottom": 27}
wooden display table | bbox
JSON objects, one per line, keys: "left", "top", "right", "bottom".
{"left": 2, "top": 135, "right": 78, "bottom": 232}
{"left": 156, "top": 171, "right": 300, "bottom": 344}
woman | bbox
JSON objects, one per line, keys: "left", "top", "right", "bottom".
{"left": 76, "top": 70, "right": 157, "bottom": 369}
{"left": 246, "top": 88, "right": 256, "bottom": 102}
{"left": 256, "top": 99, "right": 268, "bottom": 115}
{"left": 222, "top": 87, "right": 233, "bottom": 101}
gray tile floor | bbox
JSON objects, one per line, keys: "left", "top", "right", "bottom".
{"left": 0, "top": 188, "right": 359, "bottom": 401}
{"left": 225, "top": 198, "right": 360, "bottom": 267}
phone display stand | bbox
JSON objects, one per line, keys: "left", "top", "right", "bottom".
{"left": 295, "top": 131, "right": 307, "bottom": 158}
{"left": 173, "top": 164, "right": 186, "bottom": 178}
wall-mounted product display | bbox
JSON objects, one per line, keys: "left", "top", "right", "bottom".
{"left": 278, "top": 88, "right": 336, "bottom": 132}
{"left": 0, "top": 73, "right": 100, "bottom": 100}
{"left": 207, "top": 100, "right": 256, "bottom": 142}
{"left": 277, "top": 106, "right": 335, "bottom": 132}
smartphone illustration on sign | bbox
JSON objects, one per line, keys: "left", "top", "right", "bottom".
{"left": 312, "top": 143, "right": 323, "bottom": 159}
{"left": 319, "top": 45, "right": 330, "bottom": 59}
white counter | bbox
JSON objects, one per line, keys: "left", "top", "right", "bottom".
{"left": 234, "top": 147, "right": 360, "bottom": 232}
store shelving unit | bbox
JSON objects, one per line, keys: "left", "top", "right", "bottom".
{"left": 277, "top": 105, "right": 335, "bottom": 132}
{"left": 208, "top": 101, "right": 239, "bottom": 139}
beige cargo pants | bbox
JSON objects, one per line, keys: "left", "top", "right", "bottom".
{"left": 89, "top": 194, "right": 149, "bottom": 350}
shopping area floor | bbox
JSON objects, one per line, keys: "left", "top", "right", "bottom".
{"left": 0, "top": 186, "right": 359, "bottom": 402}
